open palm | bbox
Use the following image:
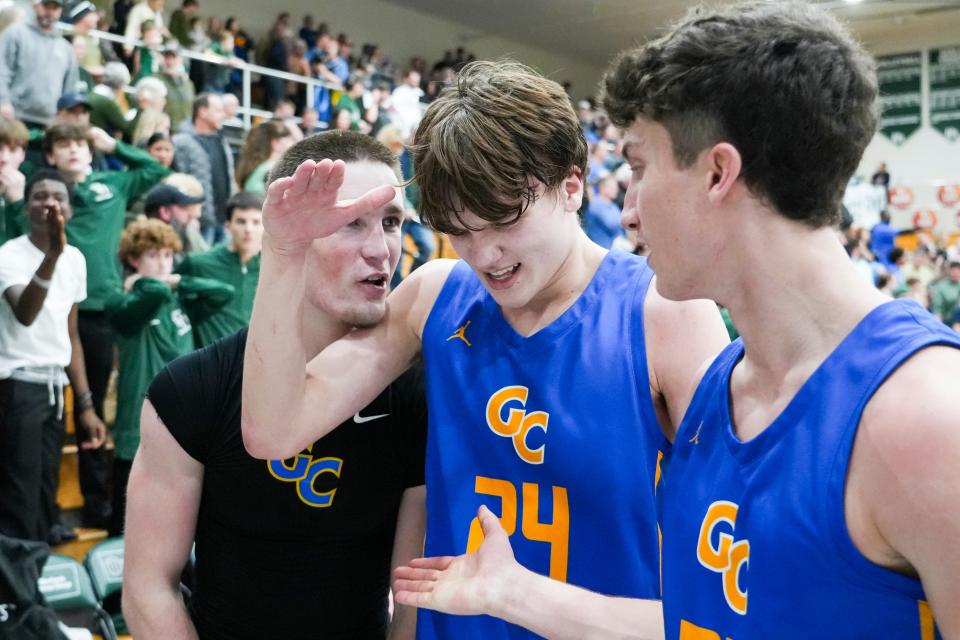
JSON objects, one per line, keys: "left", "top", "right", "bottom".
{"left": 393, "top": 505, "right": 522, "bottom": 616}
{"left": 263, "top": 158, "right": 397, "bottom": 254}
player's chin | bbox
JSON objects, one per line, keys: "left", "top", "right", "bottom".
{"left": 345, "top": 302, "right": 388, "bottom": 329}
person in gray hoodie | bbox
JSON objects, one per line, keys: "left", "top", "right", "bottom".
{"left": 0, "top": 0, "right": 80, "bottom": 128}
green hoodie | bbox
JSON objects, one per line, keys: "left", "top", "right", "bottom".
{"left": 106, "top": 275, "right": 234, "bottom": 459}
{"left": 176, "top": 245, "right": 260, "bottom": 347}
{"left": 64, "top": 141, "right": 170, "bottom": 310}
{"left": 0, "top": 197, "right": 24, "bottom": 245}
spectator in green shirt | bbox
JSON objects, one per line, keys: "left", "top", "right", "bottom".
{"left": 43, "top": 121, "right": 169, "bottom": 527}
{"left": 931, "top": 261, "right": 960, "bottom": 326}
{"left": 234, "top": 119, "right": 294, "bottom": 194}
{"left": 87, "top": 62, "right": 133, "bottom": 141}
{"left": 333, "top": 75, "right": 367, "bottom": 133}
{"left": 106, "top": 217, "right": 233, "bottom": 534}
{"left": 168, "top": 0, "right": 199, "bottom": 48}
{"left": 0, "top": 116, "right": 27, "bottom": 245}
{"left": 176, "top": 191, "right": 262, "bottom": 347}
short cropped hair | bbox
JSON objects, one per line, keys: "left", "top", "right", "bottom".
{"left": 226, "top": 191, "right": 264, "bottom": 221}
{"left": 192, "top": 93, "right": 218, "bottom": 122}
{"left": 118, "top": 218, "right": 182, "bottom": 264}
{"left": 0, "top": 116, "right": 28, "bottom": 149}
{"left": 411, "top": 60, "right": 587, "bottom": 234}
{"left": 601, "top": 1, "right": 878, "bottom": 228}
{"left": 267, "top": 129, "right": 397, "bottom": 187}
{"left": 25, "top": 169, "right": 72, "bottom": 201}
{"left": 43, "top": 123, "right": 94, "bottom": 155}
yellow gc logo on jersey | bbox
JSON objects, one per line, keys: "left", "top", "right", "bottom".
{"left": 485, "top": 386, "right": 549, "bottom": 464}
{"left": 697, "top": 500, "right": 749, "bottom": 615}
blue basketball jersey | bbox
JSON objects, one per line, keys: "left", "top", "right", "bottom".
{"left": 418, "top": 252, "right": 667, "bottom": 639}
{"left": 661, "top": 300, "right": 959, "bottom": 639}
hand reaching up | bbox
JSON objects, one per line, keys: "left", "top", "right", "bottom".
{"left": 263, "top": 158, "right": 397, "bottom": 255}
{"left": 43, "top": 202, "right": 66, "bottom": 259}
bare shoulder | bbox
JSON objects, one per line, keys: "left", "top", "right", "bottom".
{"left": 861, "top": 345, "right": 960, "bottom": 457}
{"left": 852, "top": 345, "right": 960, "bottom": 583}
{"left": 642, "top": 276, "right": 730, "bottom": 438}
{"left": 392, "top": 258, "right": 459, "bottom": 339}
{"left": 642, "top": 277, "right": 726, "bottom": 333}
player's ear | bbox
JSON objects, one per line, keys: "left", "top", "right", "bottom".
{"left": 704, "top": 143, "right": 742, "bottom": 206}
{"left": 562, "top": 166, "right": 584, "bottom": 212}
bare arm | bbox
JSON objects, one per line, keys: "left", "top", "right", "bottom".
{"left": 122, "top": 400, "right": 203, "bottom": 640}
{"left": 241, "top": 159, "right": 446, "bottom": 458}
{"left": 65, "top": 304, "right": 105, "bottom": 449}
{"left": 3, "top": 204, "right": 66, "bottom": 326}
{"left": 388, "top": 485, "right": 426, "bottom": 640}
{"left": 851, "top": 346, "right": 960, "bottom": 637}
{"left": 644, "top": 280, "right": 730, "bottom": 441}
{"left": 394, "top": 505, "right": 664, "bottom": 640}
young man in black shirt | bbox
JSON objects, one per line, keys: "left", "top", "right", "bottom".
{"left": 122, "top": 131, "right": 425, "bottom": 639}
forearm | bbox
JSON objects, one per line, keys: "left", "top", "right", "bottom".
{"left": 242, "top": 240, "right": 314, "bottom": 457}
{"left": 65, "top": 334, "right": 91, "bottom": 397}
{"left": 13, "top": 255, "right": 57, "bottom": 325}
{"left": 123, "top": 583, "right": 198, "bottom": 640}
{"left": 492, "top": 568, "right": 664, "bottom": 640}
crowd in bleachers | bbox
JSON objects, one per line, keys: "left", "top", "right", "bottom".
{"left": 0, "top": 0, "right": 479, "bottom": 549}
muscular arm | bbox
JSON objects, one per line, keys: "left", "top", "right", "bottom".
{"left": 241, "top": 159, "right": 447, "bottom": 458}
{"left": 122, "top": 400, "right": 203, "bottom": 640}
{"left": 388, "top": 486, "right": 426, "bottom": 640}
{"left": 644, "top": 279, "right": 730, "bottom": 441}
{"left": 394, "top": 505, "right": 664, "bottom": 640}
{"left": 850, "top": 346, "right": 960, "bottom": 637}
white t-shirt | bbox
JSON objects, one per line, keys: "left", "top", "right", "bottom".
{"left": 0, "top": 235, "right": 86, "bottom": 377}
{"left": 389, "top": 84, "right": 425, "bottom": 140}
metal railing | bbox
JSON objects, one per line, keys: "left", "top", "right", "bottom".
{"left": 65, "top": 23, "right": 341, "bottom": 132}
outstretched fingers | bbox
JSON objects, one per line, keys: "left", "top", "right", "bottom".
{"left": 282, "top": 159, "right": 318, "bottom": 201}
{"left": 335, "top": 183, "right": 398, "bottom": 222}
{"left": 394, "top": 586, "right": 436, "bottom": 608}
{"left": 264, "top": 159, "right": 317, "bottom": 210}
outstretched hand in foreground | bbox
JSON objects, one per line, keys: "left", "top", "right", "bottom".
{"left": 393, "top": 505, "right": 520, "bottom": 616}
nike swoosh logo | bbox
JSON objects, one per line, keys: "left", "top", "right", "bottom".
{"left": 353, "top": 412, "right": 389, "bottom": 424}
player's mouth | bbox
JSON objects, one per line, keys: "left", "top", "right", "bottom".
{"left": 358, "top": 273, "right": 389, "bottom": 296}
{"left": 484, "top": 263, "right": 521, "bottom": 290}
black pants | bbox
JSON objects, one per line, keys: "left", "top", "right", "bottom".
{"left": 0, "top": 378, "right": 65, "bottom": 542}
{"left": 108, "top": 458, "right": 133, "bottom": 537}
{"left": 77, "top": 310, "right": 115, "bottom": 514}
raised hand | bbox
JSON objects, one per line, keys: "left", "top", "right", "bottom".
{"left": 89, "top": 126, "right": 118, "bottom": 154}
{"left": 0, "top": 168, "right": 25, "bottom": 202}
{"left": 262, "top": 158, "right": 397, "bottom": 255}
{"left": 43, "top": 202, "right": 66, "bottom": 258}
{"left": 393, "top": 505, "right": 523, "bottom": 616}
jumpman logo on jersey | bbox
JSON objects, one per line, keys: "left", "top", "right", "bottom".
{"left": 447, "top": 320, "right": 472, "bottom": 346}
{"left": 689, "top": 422, "right": 703, "bottom": 445}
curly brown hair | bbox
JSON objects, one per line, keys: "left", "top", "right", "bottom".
{"left": 118, "top": 218, "right": 182, "bottom": 265}
{"left": 410, "top": 60, "right": 586, "bottom": 234}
